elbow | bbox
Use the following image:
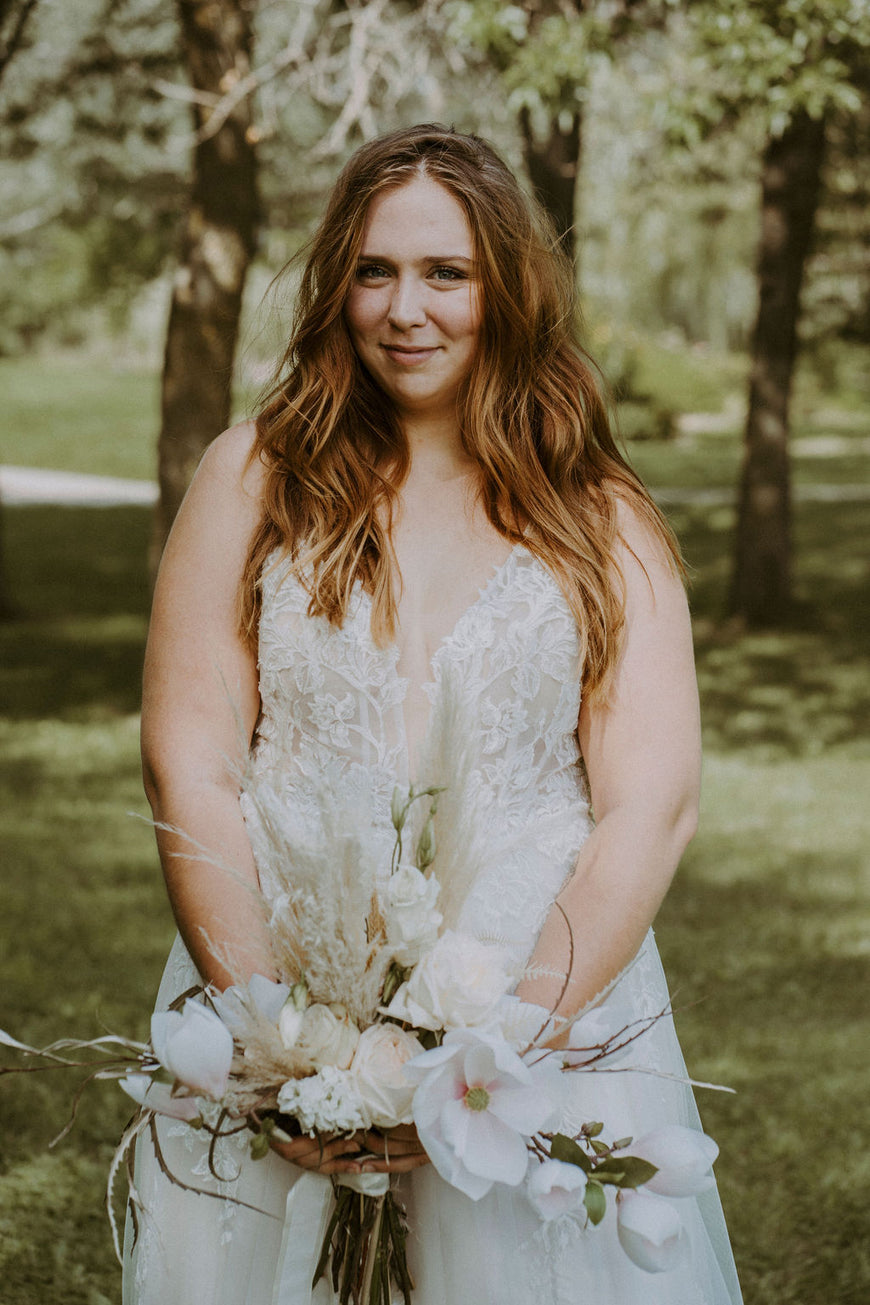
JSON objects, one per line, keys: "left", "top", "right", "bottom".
{"left": 140, "top": 743, "right": 240, "bottom": 819}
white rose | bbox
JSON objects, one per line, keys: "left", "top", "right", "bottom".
{"left": 383, "top": 864, "right": 442, "bottom": 966}
{"left": 384, "top": 931, "right": 514, "bottom": 1031}
{"left": 350, "top": 1024, "right": 424, "bottom": 1127}
{"left": 296, "top": 1002, "right": 360, "bottom": 1070}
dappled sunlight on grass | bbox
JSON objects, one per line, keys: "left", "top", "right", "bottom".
{"left": 658, "top": 754, "right": 870, "bottom": 1305}
{"left": 0, "top": 407, "right": 868, "bottom": 1302}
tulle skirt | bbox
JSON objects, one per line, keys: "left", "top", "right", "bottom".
{"left": 122, "top": 932, "right": 742, "bottom": 1305}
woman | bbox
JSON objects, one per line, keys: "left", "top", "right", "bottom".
{"left": 128, "top": 124, "right": 742, "bottom": 1304}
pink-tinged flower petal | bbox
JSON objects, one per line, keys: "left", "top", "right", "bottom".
{"left": 454, "top": 1107, "right": 530, "bottom": 1186}
{"left": 151, "top": 1001, "right": 233, "bottom": 1099}
{"left": 526, "top": 1159, "right": 587, "bottom": 1221}
{"left": 439, "top": 1097, "right": 473, "bottom": 1158}
{"left": 625, "top": 1125, "right": 719, "bottom": 1198}
{"left": 617, "top": 1189, "right": 686, "bottom": 1273}
{"left": 487, "top": 1076, "right": 557, "bottom": 1134}
{"left": 422, "top": 1126, "right": 495, "bottom": 1200}
{"left": 459, "top": 1041, "right": 498, "bottom": 1090}
{"left": 120, "top": 1073, "right": 202, "bottom": 1121}
{"left": 411, "top": 1056, "right": 464, "bottom": 1129}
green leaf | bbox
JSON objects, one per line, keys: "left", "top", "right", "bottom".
{"left": 590, "top": 1138, "right": 611, "bottom": 1156}
{"left": 549, "top": 1133, "right": 592, "bottom": 1173}
{"left": 584, "top": 1180, "right": 607, "bottom": 1226}
{"left": 584, "top": 1121, "right": 604, "bottom": 1138}
{"left": 594, "top": 1156, "right": 659, "bottom": 1188}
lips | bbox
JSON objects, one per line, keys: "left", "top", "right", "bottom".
{"left": 381, "top": 344, "right": 440, "bottom": 364}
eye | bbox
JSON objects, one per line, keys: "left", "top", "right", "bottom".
{"left": 356, "top": 262, "right": 390, "bottom": 282}
{"left": 430, "top": 265, "right": 466, "bottom": 282}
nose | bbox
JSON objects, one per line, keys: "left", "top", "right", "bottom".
{"left": 387, "top": 274, "right": 427, "bottom": 331}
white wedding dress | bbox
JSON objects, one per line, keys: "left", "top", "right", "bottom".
{"left": 124, "top": 543, "right": 743, "bottom": 1305}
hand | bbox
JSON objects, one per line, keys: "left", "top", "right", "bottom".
{"left": 353, "top": 1124, "right": 430, "bottom": 1174}
{"left": 269, "top": 1129, "right": 366, "bottom": 1175}
{"left": 269, "top": 1123, "right": 430, "bottom": 1175}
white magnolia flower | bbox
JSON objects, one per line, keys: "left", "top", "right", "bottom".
{"left": 383, "top": 863, "right": 442, "bottom": 966}
{"left": 526, "top": 1158, "right": 587, "bottom": 1221}
{"left": 350, "top": 1024, "right": 423, "bottom": 1127}
{"left": 210, "top": 974, "right": 291, "bottom": 1039}
{"left": 617, "top": 1189, "right": 686, "bottom": 1273}
{"left": 277, "top": 1064, "right": 368, "bottom": 1135}
{"left": 150, "top": 1000, "right": 233, "bottom": 1100}
{"left": 384, "top": 931, "right": 514, "bottom": 1031}
{"left": 120, "top": 1072, "right": 202, "bottom": 1122}
{"left": 622, "top": 1124, "right": 719, "bottom": 1198}
{"left": 296, "top": 1003, "right": 360, "bottom": 1070}
{"left": 405, "top": 1028, "right": 559, "bottom": 1200}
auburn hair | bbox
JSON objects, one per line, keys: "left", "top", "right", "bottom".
{"left": 242, "top": 123, "right": 682, "bottom": 700}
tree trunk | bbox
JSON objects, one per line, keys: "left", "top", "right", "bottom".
{"left": 518, "top": 106, "right": 582, "bottom": 267}
{"left": 729, "top": 111, "right": 826, "bottom": 624}
{"left": 150, "top": 0, "right": 260, "bottom": 574}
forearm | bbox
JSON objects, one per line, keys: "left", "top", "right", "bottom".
{"left": 515, "top": 800, "right": 695, "bottom": 1020}
{"left": 147, "top": 777, "right": 277, "bottom": 991}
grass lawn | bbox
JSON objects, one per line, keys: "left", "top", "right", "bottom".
{"left": 0, "top": 355, "right": 868, "bottom": 1304}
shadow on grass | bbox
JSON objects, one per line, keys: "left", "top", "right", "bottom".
{"left": 0, "top": 506, "right": 151, "bottom": 719}
{"left": 657, "top": 843, "right": 870, "bottom": 1305}
{"left": 668, "top": 499, "right": 870, "bottom": 756}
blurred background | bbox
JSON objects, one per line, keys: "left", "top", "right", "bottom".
{"left": 0, "top": 2, "right": 867, "bottom": 1302}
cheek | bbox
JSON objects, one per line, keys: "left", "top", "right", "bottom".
{"left": 455, "top": 285, "right": 482, "bottom": 342}
{"left": 344, "top": 288, "right": 382, "bottom": 343}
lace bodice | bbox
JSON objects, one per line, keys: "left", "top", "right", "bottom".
{"left": 242, "top": 543, "right": 593, "bottom": 962}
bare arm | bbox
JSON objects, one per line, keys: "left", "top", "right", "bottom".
{"left": 141, "top": 423, "right": 275, "bottom": 991}
{"left": 515, "top": 500, "right": 701, "bottom": 1018}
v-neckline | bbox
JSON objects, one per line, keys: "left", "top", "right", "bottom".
{"left": 375, "top": 540, "right": 526, "bottom": 680}
{"left": 363, "top": 540, "right": 528, "bottom": 779}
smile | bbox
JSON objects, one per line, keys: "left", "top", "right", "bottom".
{"left": 380, "top": 344, "right": 440, "bottom": 365}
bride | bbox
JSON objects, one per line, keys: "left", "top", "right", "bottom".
{"left": 127, "top": 124, "right": 743, "bottom": 1304}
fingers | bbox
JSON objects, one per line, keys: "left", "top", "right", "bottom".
{"left": 269, "top": 1133, "right": 364, "bottom": 1174}
{"left": 354, "top": 1153, "right": 431, "bottom": 1173}
{"left": 268, "top": 1126, "right": 431, "bottom": 1175}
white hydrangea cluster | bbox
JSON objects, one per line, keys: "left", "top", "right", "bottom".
{"left": 277, "top": 1064, "right": 369, "bottom": 1136}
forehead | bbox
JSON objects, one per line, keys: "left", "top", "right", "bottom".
{"left": 359, "top": 176, "right": 473, "bottom": 254}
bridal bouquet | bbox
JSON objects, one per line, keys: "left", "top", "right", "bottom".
{"left": 0, "top": 771, "right": 722, "bottom": 1304}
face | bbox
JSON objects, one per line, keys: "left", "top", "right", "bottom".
{"left": 344, "top": 175, "right": 481, "bottom": 424}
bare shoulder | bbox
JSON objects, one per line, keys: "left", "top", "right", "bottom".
{"left": 159, "top": 421, "right": 267, "bottom": 573}
{"left": 195, "top": 420, "right": 267, "bottom": 504}
{"left": 606, "top": 490, "right": 687, "bottom": 625}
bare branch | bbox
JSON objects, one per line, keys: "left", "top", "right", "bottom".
{"left": 0, "top": 0, "right": 38, "bottom": 86}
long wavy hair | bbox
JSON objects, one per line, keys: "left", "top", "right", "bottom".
{"left": 243, "top": 123, "right": 682, "bottom": 700}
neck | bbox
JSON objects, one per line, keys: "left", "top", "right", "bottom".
{"left": 401, "top": 411, "right": 474, "bottom": 484}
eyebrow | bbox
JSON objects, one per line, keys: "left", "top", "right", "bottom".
{"left": 356, "top": 254, "right": 475, "bottom": 265}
